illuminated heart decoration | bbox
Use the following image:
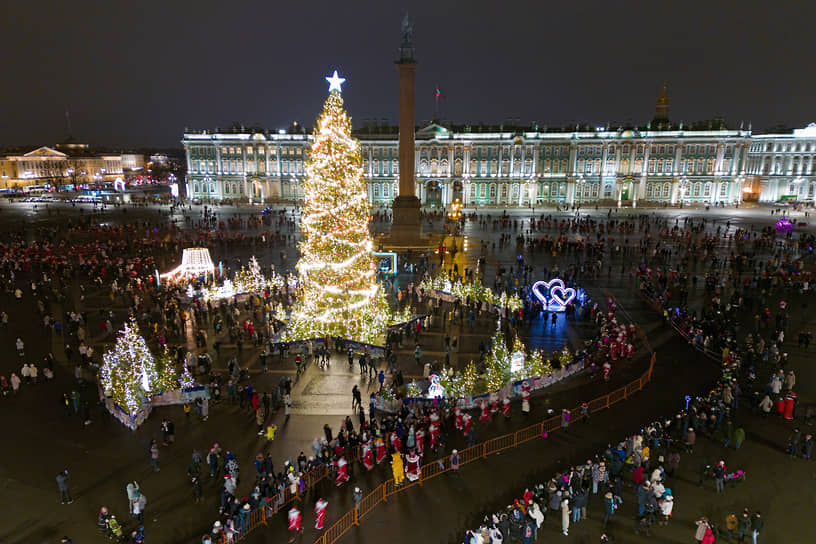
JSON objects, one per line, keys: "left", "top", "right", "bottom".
{"left": 531, "top": 279, "right": 576, "bottom": 311}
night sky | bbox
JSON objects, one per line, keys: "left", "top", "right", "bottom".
{"left": 2, "top": 0, "right": 814, "bottom": 148}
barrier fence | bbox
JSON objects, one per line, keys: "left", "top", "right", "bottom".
{"left": 212, "top": 351, "right": 656, "bottom": 544}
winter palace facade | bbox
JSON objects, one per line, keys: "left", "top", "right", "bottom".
{"left": 182, "top": 119, "right": 816, "bottom": 207}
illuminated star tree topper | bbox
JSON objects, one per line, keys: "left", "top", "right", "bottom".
{"left": 325, "top": 70, "right": 346, "bottom": 93}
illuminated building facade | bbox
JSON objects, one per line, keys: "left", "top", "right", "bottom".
{"left": 0, "top": 142, "right": 142, "bottom": 189}
{"left": 746, "top": 124, "right": 816, "bottom": 202}
{"left": 180, "top": 91, "right": 813, "bottom": 207}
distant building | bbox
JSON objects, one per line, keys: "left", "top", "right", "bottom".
{"left": 0, "top": 142, "right": 145, "bottom": 190}
{"left": 183, "top": 90, "right": 759, "bottom": 206}
{"left": 746, "top": 123, "right": 816, "bottom": 202}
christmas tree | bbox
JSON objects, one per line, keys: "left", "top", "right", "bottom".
{"left": 233, "top": 256, "right": 266, "bottom": 294}
{"left": 100, "top": 318, "right": 162, "bottom": 413}
{"left": 287, "top": 71, "right": 391, "bottom": 343}
{"left": 486, "top": 322, "right": 512, "bottom": 390}
{"left": 178, "top": 360, "right": 196, "bottom": 389}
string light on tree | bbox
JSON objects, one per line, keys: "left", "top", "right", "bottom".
{"left": 100, "top": 318, "right": 167, "bottom": 413}
{"left": 286, "top": 70, "right": 391, "bottom": 343}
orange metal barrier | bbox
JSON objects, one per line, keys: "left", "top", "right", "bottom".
{"left": 515, "top": 422, "right": 543, "bottom": 446}
{"left": 484, "top": 433, "right": 516, "bottom": 456}
{"left": 221, "top": 353, "right": 657, "bottom": 544}
{"left": 324, "top": 510, "right": 355, "bottom": 544}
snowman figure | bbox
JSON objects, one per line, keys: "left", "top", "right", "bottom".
{"left": 427, "top": 374, "right": 444, "bottom": 398}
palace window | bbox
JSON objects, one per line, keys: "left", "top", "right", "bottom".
{"left": 489, "top": 184, "right": 497, "bottom": 198}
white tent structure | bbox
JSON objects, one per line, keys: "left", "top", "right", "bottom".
{"left": 161, "top": 247, "right": 215, "bottom": 279}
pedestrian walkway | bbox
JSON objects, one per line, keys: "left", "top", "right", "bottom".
{"left": 244, "top": 332, "right": 718, "bottom": 544}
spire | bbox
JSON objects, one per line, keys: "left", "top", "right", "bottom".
{"left": 654, "top": 82, "right": 670, "bottom": 123}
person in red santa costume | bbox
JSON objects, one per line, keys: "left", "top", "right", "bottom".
{"left": 335, "top": 455, "right": 349, "bottom": 486}
{"left": 314, "top": 498, "right": 328, "bottom": 530}
{"left": 490, "top": 391, "right": 499, "bottom": 415}
{"left": 390, "top": 431, "right": 401, "bottom": 453}
{"left": 626, "top": 343, "right": 634, "bottom": 358}
{"left": 375, "top": 433, "right": 387, "bottom": 464}
{"left": 405, "top": 449, "right": 421, "bottom": 482}
{"left": 462, "top": 412, "right": 472, "bottom": 436}
{"left": 603, "top": 360, "right": 611, "bottom": 382}
{"left": 521, "top": 382, "right": 531, "bottom": 415}
{"left": 479, "top": 399, "right": 490, "bottom": 423}
{"left": 454, "top": 407, "right": 463, "bottom": 431}
{"left": 288, "top": 506, "right": 302, "bottom": 542}
{"left": 415, "top": 428, "right": 425, "bottom": 458}
{"left": 429, "top": 422, "right": 439, "bottom": 451}
{"left": 502, "top": 395, "right": 511, "bottom": 418}
{"left": 362, "top": 441, "right": 374, "bottom": 471}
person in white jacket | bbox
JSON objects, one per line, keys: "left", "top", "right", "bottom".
{"left": 659, "top": 493, "right": 674, "bottom": 526}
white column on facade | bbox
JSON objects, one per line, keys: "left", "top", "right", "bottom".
{"left": 568, "top": 143, "right": 577, "bottom": 177}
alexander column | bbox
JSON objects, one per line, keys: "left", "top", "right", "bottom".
{"left": 389, "top": 14, "right": 422, "bottom": 243}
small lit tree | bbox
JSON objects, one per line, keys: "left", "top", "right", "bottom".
{"left": 486, "top": 323, "right": 512, "bottom": 390}
{"left": 233, "top": 256, "right": 266, "bottom": 294}
{"left": 178, "top": 360, "right": 196, "bottom": 389}
{"left": 100, "top": 318, "right": 159, "bottom": 413}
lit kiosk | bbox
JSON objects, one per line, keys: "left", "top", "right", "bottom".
{"left": 161, "top": 247, "right": 215, "bottom": 280}
{"left": 385, "top": 15, "right": 429, "bottom": 248}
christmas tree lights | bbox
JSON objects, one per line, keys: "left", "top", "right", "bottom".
{"left": 100, "top": 318, "right": 164, "bottom": 413}
{"left": 558, "top": 346, "right": 574, "bottom": 368}
{"left": 486, "top": 323, "right": 512, "bottom": 391}
{"left": 419, "top": 273, "right": 522, "bottom": 311}
{"left": 286, "top": 74, "right": 391, "bottom": 343}
{"left": 233, "top": 256, "right": 267, "bottom": 294}
{"left": 178, "top": 360, "right": 196, "bottom": 389}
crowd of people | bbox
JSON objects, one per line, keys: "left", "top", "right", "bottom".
{"left": 2, "top": 202, "right": 812, "bottom": 544}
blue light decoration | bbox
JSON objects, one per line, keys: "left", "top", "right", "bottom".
{"left": 684, "top": 395, "right": 691, "bottom": 410}
{"left": 775, "top": 217, "right": 794, "bottom": 233}
{"left": 531, "top": 278, "right": 585, "bottom": 312}
{"left": 373, "top": 251, "right": 398, "bottom": 276}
